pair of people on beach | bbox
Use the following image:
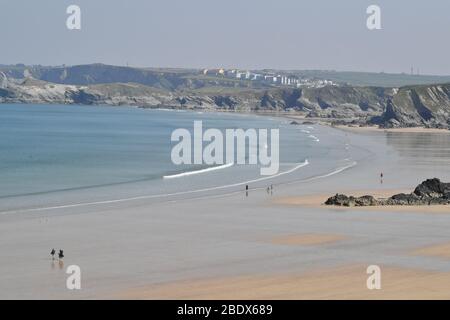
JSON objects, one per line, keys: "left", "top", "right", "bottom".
{"left": 50, "top": 248, "right": 64, "bottom": 260}
{"left": 245, "top": 184, "right": 273, "bottom": 196}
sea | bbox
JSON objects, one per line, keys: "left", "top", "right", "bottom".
{"left": 0, "top": 103, "right": 360, "bottom": 212}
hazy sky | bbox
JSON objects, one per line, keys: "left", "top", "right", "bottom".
{"left": 1, "top": 0, "right": 450, "bottom": 75}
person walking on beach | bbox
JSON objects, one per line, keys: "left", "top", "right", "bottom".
{"left": 245, "top": 185, "right": 249, "bottom": 197}
{"left": 58, "top": 249, "right": 64, "bottom": 260}
{"left": 380, "top": 172, "right": 384, "bottom": 184}
{"left": 270, "top": 184, "right": 273, "bottom": 196}
{"left": 50, "top": 248, "right": 56, "bottom": 260}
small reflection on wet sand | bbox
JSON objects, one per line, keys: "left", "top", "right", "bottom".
{"left": 385, "top": 132, "right": 450, "bottom": 168}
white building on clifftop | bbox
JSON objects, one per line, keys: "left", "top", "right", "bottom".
{"left": 0, "top": 72, "right": 7, "bottom": 89}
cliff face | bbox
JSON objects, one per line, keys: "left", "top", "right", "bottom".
{"left": 1, "top": 75, "right": 450, "bottom": 129}
{"left": 371, "top": 84, "right": 450, "bottom": 128}
{"left": 0, "top": 80, "right": 172, "bottom": 106}
{"left": 0, "top": 80, "right": 388, "bottom": 113}
{"left": 296, "top": 86, "right": 389, "bottom": 118}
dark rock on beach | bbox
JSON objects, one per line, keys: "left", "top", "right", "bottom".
{"left": 325, "top": 178, "right": 450, "bottom": 207}
{"left": 325, "top": 194, "right": 378, "bottom": 207}
{"left": 383, "top": 193, "right": 422, "bottom": 206}
{"left": 355, "top": 195, "right": 379, "bottom": 206}
{"left": 413, "top": 178, "right": 450, "bottom": 198}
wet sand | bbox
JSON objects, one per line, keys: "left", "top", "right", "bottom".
{"left": 117, "top": 265, "right": 450, "bottom": 300}
{"left": 269, "top": 233, "right": 346, "bottom": 246}
{"left": 2, "top": 124, "right": 450, "bottom": 299}
{"left": 413, "top": 242, "right": 450, "bottom": 259}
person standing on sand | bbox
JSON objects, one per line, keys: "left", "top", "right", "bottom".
{"left": 58, "top": 249, "right": 64, "bottom": 260}
{"left": 50, "top": 248, "right": 55, "bottom": 260}
{"left": 245, "top": 185, "right": 249, "bottom": 197}
{"left": 380, "top": 172, "right": 384, "bottom": 184}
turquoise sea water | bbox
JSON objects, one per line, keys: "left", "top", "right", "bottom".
{"left": 0, "top": 104, "right": 356, "bottom": 212}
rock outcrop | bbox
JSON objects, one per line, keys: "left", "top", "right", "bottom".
{"left": 325, "top": 178, "right": 450, "bottom": 207}
{"left": 325, "top": 194, "right": 378, "bottom": 207}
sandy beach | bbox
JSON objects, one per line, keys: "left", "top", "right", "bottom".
{"left": 269, "top": 233, "right": 347, "bottom": 246}
{"left": 117, "top": 265, "right": 450, "bottom": 300}
{"left": 1, "top": 122, "right": 450, "bottom": 300}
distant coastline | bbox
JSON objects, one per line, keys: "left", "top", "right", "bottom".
{"left": 2, "top": 63, "right": 450, "bottom": 130}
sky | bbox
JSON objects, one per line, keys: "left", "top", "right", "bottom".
{"left": 1, "top": 0, "right": 450, "bottom": 75}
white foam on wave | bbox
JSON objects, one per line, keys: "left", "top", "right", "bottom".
{"left": 308, "top": 134, "right": 320, "bottom": 142}
{"left": 155, "top": 108, "right": 175, "bottom": 112}
{"left": 302, "top": 161, "right": 357, "bottom": 182}
{"left": 163, "top": 162, "right": 234, "bottom": 179}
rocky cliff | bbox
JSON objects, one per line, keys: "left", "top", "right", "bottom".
{"left": 370, "top": 84, "right": 450, "bottom": 128}
{"left": 1, "top": 72, "right": 450, "bottom": 129}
